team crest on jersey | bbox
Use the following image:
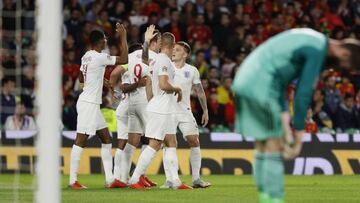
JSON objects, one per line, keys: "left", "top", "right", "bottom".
{"left": 162, "top": 66, "right": 168, "bottom": 72}
{"left": 184, "top": 71, "right": 190, "bottom": 78}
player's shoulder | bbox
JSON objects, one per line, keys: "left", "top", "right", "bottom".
{"left": 129, "top": 49, "right": 142, "bottom": 58}
{"left": 185, "top": 63, "right": 199, "bottom": 72}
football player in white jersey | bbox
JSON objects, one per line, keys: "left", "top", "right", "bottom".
{"left": 119, "top": 26, "right": 160, "bottom": 186}
{"left": 109, "top": 44, "right": 147, "bottom": 184}
{"left": 161, "top": 41, "right": 210, "bottom": 189}
{"left": 128, "top": 32, "right": 191, "bottom": 189}
{"left": 69, "top": 23, "right": 128, "bottom": 189}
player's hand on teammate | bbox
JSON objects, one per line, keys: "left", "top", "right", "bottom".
{"left": 283, "top": 130, "right": 304, "bottom": 160}
{"left": 144, "top": 24, "right": 157, "bottom": 43}
{"left": 174, "top": 87, "right": 182, "bottom": 102}
{"left": 116, "top": 22, "right": 126, "bottom": 38}
{"left": 137, "top": 76, "right": 147, "bottom": 87}
{"left": 201, "top": 111, "right": 209, "bottom": 127}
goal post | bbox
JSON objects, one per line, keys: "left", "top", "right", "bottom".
{"left": 35, "top": 0, "right": 62, "bottom": 202}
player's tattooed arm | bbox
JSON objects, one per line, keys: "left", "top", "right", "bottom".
{"left": 194, "top": 83, "right": 209, "bottom": 127}
{"left": 142, "top": 25, "right": 157, "bottom": 65}
{"left": 115, "top": 22, "right": 128, "bottom": 65}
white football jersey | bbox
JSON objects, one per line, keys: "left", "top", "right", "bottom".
{"left": 78, "top": 50, "right": 116, "bottom": 104}
{"left": 147, "top": 53, "right": 176, "bottom": 114}
{"left": 119, "top": 71, "right": 130, "bottom": 104}
{"left": 127, "top": 50, "right": 157, "bottom": 104}
{"left": 173, "top": 63, "right": 201, "bottom": 113}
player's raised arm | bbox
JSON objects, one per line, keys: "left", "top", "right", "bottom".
{"left": 142, "top": 25, "right": 157, "bottom": 65}
{"left": 115, "top": 23, "right": 128, "bottom": 65}
{"left": 109, "top": 65, "right": 126, "bottom": 89}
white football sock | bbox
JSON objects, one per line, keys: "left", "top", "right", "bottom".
{"left": 129, "top": 146, "right": 156, "bottom": 184}
{"left": 190, "top": 147, "right": 201, "bottom": 181}
{"left": 69, "top": 145, "right": 83, "bottom": 185}
{"left": 113, "top": 148, "right": 123, "bottom": 180}
{"left": 162, "top": 147, "right": 172, "bottom": 182}
{"left": 101, "top": 143, "right": 114, "bottom": 184}
{"left": 120, "top": 143, "right": 136, "bottom": 182}
{"left": 166, "top": 147, "right": 181, "bottom": 186}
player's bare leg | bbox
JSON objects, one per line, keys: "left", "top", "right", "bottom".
{"left": 112, "top": 138, "right": 128, "bottom": 188}
{"left": 162, "top": 134, "right": 192, "bottom": 190}
{"left": 96, "top": 128, "right": 116, "bottom": 188}
{"left": 185, "top": 134, "right": 210, "bottom": 188}
{"left": 69, "top": 133, "right": 89, "bottom": 189}
{"left": 254, "top": 138, "right": 284, "bottom": 203}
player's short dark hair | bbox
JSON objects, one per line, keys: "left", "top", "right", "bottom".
{"left": 341, "top": 38, "right": 360, "bottom": 71}
{"left": 150, "top": 29, "right": 161, "bottom": 44}
{"left": 128, "top": 43, "right": 142, "bottom": 54}
{"left": 176, "top": 41, "right": 191, "bottom": 55}
{"left": 90, "top": 29, "right": 105, "bottom": 45}
{"left": 161, "top": 32, "right": 175, "bottom": 47}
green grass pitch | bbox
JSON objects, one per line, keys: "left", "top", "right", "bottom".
{"left": 1, "top": 174, "right": 360, "bottom": 203}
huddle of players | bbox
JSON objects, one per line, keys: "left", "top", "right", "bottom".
{"left": 69, "top": 24, "right": 210, "bottom": 189}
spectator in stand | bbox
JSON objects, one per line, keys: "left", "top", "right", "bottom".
{"left": 65, "top": 9, "right": 84, "bottom": 43}
{"left": 322, "top": 76, "right": 342, "bottom": 121}
{"left": 207, "top": 67, "right": 220, "bottom": 90}
{"left": 62, "top": 95, "right": 77, "bottom": 130}
{"left": 187, "top": 14, "right": 212, "bottom": 46}
{"left": 217, "top": 77, "right": 232, "bottom": 105}
{"left": 195, "top": 49, "right": 209, "bottom": 77}
{"left": 209, "top": 45, "right": 220, "bottom": 68}
{"left": 63, "top": 49, "right": 80, "bottom": 81}
{"left": 213, "top": 12, "right": 232, "bottom": 52}
{"left": 180, "top": 1, "right": 197, "bottom": 26}
{"left": 86, "top": 3, "right": 102, "bottom": 22}
{"left": 204, "top": 0, "right": 219, "bottom": 30}
{"left": 1, "top": 78, "right": 16, "bottom": 125}
{"left": 109, "top": 1, "right": 127, "bottom": 24}
{"left": 221, "top": 55, "right": 236, "bottom": 78}
{"left": 208, "top": 91, "right": 225, "bottom": 130}
{"left": 305, "top": 109, "right": 318, "bottom": 134}
{"left": 312, "top": 90, "right": 333, "bottom": 132}
{"left": 335, "top": 94, "right": 359, "bottom": 133}
{"left": 96, "top": 10, "right": 113, "bottom": 36}
{"left": 336, "top": 74, "right": 355, "bottom": 96}
{"left": 62, "top": 75, "right": 74, "bottom": 98}
{"left": 4, "top": 101, "right": 36, "bottom": 130}
{"left": 163, "top": 9, "right": 186, "bottom": 41}
{"left": 140, "top": 12, "right": 161, "bottom": 37}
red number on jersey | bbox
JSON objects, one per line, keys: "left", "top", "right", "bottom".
{"left": 133, "top": 64, "right": 142, "bottom": 82}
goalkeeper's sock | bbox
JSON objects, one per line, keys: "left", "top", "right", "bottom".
{"left": 263, "top": 152, "right": 284, "bottom": 200}
{"left": 254, "top": 151, "right": 265, "bottom": 193}
{"left": 69, "top": 144, "right": 83, "bottom": 185}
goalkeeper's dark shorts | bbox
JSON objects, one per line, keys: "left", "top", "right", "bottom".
{"left": 234, "top": 95, "right": 284, "bottom": 141}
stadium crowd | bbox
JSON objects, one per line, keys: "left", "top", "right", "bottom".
{"left": 1, "top": 0, "right": 360, "bottom": 133}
